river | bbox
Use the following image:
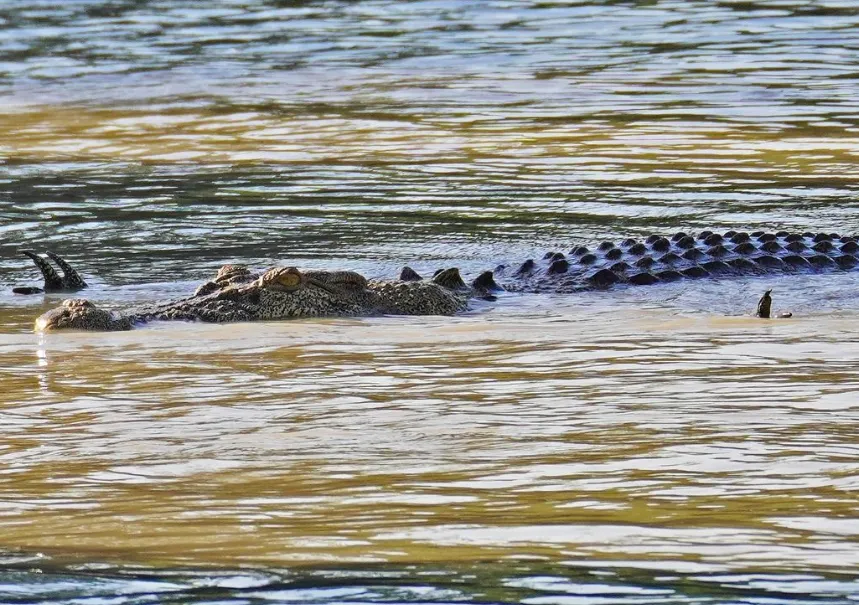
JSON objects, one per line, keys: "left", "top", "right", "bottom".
{"left": 1, "top": 1, "right": 859, "bottom": 603}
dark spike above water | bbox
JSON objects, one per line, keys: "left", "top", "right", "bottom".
{"left": 756, "top": 289, "right": 772, "bottom": 318}
{"left": 14, "top": 250, "right": 89, "bottom": 295}
{"left": 400, "top": 266, "right": 422, "bottom": 281}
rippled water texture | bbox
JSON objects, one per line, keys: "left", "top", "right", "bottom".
{"left": 2, "top": 1, "right": 859, "bottom": 603}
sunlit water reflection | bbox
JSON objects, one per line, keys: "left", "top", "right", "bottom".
{"left": 2, "top": 0, "right": 859, "bottom": 602}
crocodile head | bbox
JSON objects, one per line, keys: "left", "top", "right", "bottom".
{"left": 35, "top": 267, "right": 375, "bottom": 331}
{"left": 35, "top": 298, "right": 134, "bottom": 332}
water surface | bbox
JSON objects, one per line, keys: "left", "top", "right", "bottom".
{"left": 2, "top": 1, "right": 859, "bottom": 603}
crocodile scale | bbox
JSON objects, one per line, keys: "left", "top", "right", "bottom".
{"left": 496, "top": 230, "right": 859, "bottom": 293}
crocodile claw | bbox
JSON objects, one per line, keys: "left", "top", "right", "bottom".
{"left": 44, "top": 251, "right": 87, "bottom": 289}
{"left": 14, "top": 250, "right": 88, "bottom": 294}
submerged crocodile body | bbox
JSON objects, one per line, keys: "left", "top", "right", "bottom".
{"left": 17, "top": 229, "right": 856, "bottom": 330}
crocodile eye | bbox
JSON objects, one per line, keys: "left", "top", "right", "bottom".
{"left": 264, "top": 268, "right": 306, "bottom": 292}
{"left": 278, "top": 271, "right": 301, "bottom": 289}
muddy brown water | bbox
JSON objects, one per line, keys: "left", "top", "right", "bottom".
{"left": 2, "top": 1, "right": 859, "bottom": 602}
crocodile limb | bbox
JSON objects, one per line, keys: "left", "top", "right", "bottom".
{"left": 13, "top": 250, "right": 88, "bottom": 295}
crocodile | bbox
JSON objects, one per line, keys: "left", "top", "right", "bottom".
{"left": 27, "top": 261, "right": 500, "bottom": 332}
{"left": 17, "top": 228, "right": 854, "bottom": 330}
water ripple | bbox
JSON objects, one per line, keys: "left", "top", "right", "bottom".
{"left": 3, "top": 0, "right": 859, "bottom": 602}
